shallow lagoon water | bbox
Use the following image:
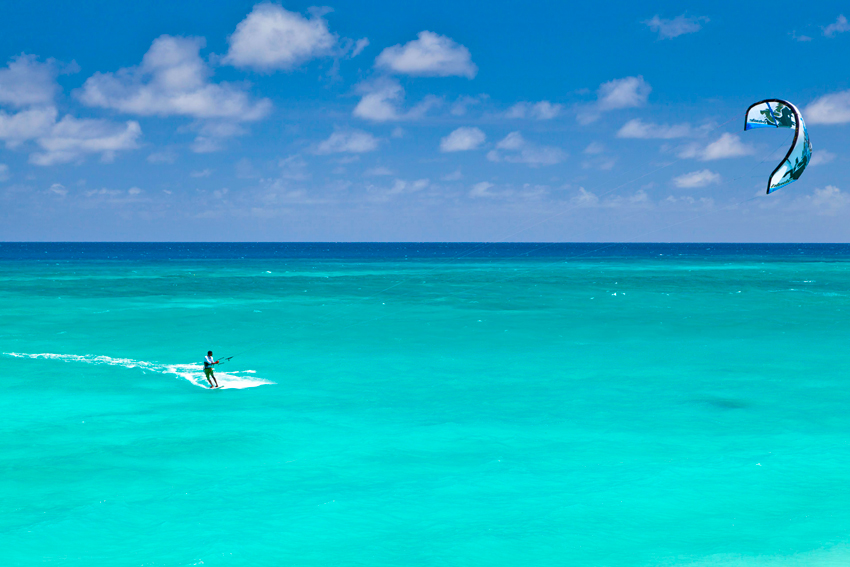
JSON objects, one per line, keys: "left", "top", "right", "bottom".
{"left": 2, "top": 243, "right": 850, "bottom": 566}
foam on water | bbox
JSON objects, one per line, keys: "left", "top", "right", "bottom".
{"left": 3, "top": 352, "right": 273, "bottom": 389}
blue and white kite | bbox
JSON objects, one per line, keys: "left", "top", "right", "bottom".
{"left": 744, "top": 99, "right": 812, "bottom": 194}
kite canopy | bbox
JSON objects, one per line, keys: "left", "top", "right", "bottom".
{"left": 744, "top": 99, "right": 812, "bottom": 194}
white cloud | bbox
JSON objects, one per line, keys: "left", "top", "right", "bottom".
{"left": 791, "top": 31, "right": 812, "bottom": 42}
{"left": 644, "top": 14, "right": 708, "bottom": 39}
{"left": 598, "top": 76, "right": 651, "bottom": 111}
{"left": 700, "top": 133, "right": 755, "bottom": 160}
{"left": 147, "top": 150, "right": 177, "bottom": 164}
{"left": 450, "top": 94, "right": 486, "bottom": 116}
{"left": 364, "top": 166, "right": 393, "bottom": 176}
{"left": 316, "top": 129, "right": 379, "bottom": 154}
{"left": 29, "top": 116, "right": 142, "bottom": 166}
{"left": 470, "top": 181, "right": 495, "bottom": 198}
{"left": 796, "top": 185, "right": 850, "bottom": 215}
{"left": 0, "top": 55, "right": 60, "bottom": 108}
{"left": 505, "top": 101, "right": 562, "bottom": 120}
{"left": 617, "top": 118, "right": 691, "bottom": 139}
{"left": 810, "top": 150, "right": 836, "bottom": 166}
{"left": 387, "top": 178, "right": 429, "bottom": 195}
{"left": 442, "top": 170, "right": 463, "bottom": 181}
{"left": 223, "top": 3, "right": 337, "bottom": 71}
{"left": 78, "top": 35, "right": 271, "bottom": 121}
{"left": 353, "top": 79, "right": 403, "bottom": 121}
{"left": 806, "top": 90, "right": 850, "bottom": 124}
{"left": 679, "top": 133, "right": 754, "bottom": 160}
{"left": 584, "top": 142, "right": 605, "bottom": 154}
{"left": 578, "top": 76, "right": 651, "bottom": 124}
{"left": 823, "top": 15, "right": 850, "bottom": 37}
{"left": 440, "top": 127, "right": 485, "bottom": 152}
{"left": 48, "top": 183, "right": 67, "bottom": 196}
{"left": 191, "top": 169, "right": 213, "bottom": 177}
{"left": 189, "top": 121, "right": 248, "bottom": 153}
{"left": 352, "top": 79, "right": 440, "bottom": 122}
{"left": 486, "top": 131, "right": 566, "bottom": 166}
{"left": 0, "top": 164, "right": 8, "bottom": 181}
{"left": 0, "top": 106, "right": 58, "bottom": 147}
{"left": 572, "top": 188, "right": 599, "bottom": 206}
{"left": 375, "top": 31, "right": 477, "bottom": 78}
{"left": 673, "top": 169, "right": 720, "bottom": 188}
{"left": 351, "top": 38, "right": 370, "bottom": 58}
{"left": 128, "top": 187, "right": 143, "bottom": 195}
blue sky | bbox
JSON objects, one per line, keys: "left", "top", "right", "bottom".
{"left": 0, "top": 0, "right": 849, "bottom": 241}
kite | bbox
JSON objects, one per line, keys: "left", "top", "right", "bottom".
{"left": 744, "top": 99, "right": 812, "bottom": 194}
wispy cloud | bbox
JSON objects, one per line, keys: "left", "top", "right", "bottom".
{"left": 486, "top": 132, "right": 566, "bottom": 166}
{"left": 375, "top": 31, "right": 477, "bottom": 78}
{"left": 315, "top": 129, "right": 379, "bottom": 154}
{"left": 673, "top": 169, "right": 720, "bottom": 188}
{"left": 577, "top": 76, "right": 651, "bottom": 124}
{"left": 810, "top": 150, "right": 836, "bottom": 166}
{"left": 644, "top": 14, "right": 709, "bottom": 39}
{"left": 617, "top": 118, "right": 691, "bottom": 139}
{"left": 505, "top": 101, "right": 562, "bottom": 120}
{"left": 678, "top": 133, "right": 754, "bottom": 161}
{"left": 823, "top": 15, "right": 850, "bottom": 38}
{"left": 806, "top": 90, "right": 850, "bottom": 124}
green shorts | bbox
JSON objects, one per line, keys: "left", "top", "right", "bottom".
{"left": 204, "top": 368, "right": 215, "bottom": 378}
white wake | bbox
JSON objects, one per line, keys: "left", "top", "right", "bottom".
{"left": 3, "top": 352, "right": 273, "bottom": 390}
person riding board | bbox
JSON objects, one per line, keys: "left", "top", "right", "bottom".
{"left": 204, "top": 351, "right": 220, "bottom": 388}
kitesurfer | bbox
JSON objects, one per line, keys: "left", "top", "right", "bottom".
{"left": 204, "top": 351, "right": 220, "bottom": 388}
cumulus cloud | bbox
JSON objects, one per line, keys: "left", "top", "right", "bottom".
{"left": 352, "top": 78, "right": 440, "bottom": 122}
{"left": 0, "top": 55, "right": 60, "bottom": 108}
{"left": 823, "top": 15, "right": 850, "bottom": 37}
{"left": 597, "top": 76, "right": 651, "bottom": 111}
{"left": 440, "top": 127, "right": 485, "bottom": 152}
{"left": 0, "top": 163, "right": 8, "bottom": 181}
{"left": 644, "top": 14, "right": 708, "bottom": 39}
{"left": 678, "top": 133, "right": 754, "bottom": 160}
{"left": 387, "top": 178, "right": 429, "bottom": 195}
{"left": 617, "top": 118, "right": 691, "bottom": 139}
{"left": 806, "top": 90, "right": 850, "bottom": 124}
{"left": 315, "top": 129, "right": 379, "bottom": 154}
{"left": 78, "top": 35, "right": 271, "bottom": 121}
{"left": 375, "top": 31, "right": 477, "bottom": 78}
{"left": 486, "top": 131, "right": 566, "bottom": 166}
{"left": 505, "top": 101, "right": 562, "bottom": 120}
{"left": 673, "top": 169, "right": 720, "bottom": 188}
{"left": 0, "top": 106, "right": 58, "bottom": 148}
{"left": 578, "top": 76, "right": 651, "bottom": 124}
{"left": 191, "top": 169, "right": 213, "bottom": 177}
{"left": 223, "top": 3, "right": 338, "bottom": 71}
{"left": 353, "top": 79, "right": 403, "bottom": 121}
{"left": 29, "top": 116, "right": 142, "bottom": 166}
{"left": 810, "top": 150, "right": 836, "bottom": 166}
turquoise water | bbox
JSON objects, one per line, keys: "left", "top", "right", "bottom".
{"left": 3, "top": 243, "right": 850, "bottom": 566}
